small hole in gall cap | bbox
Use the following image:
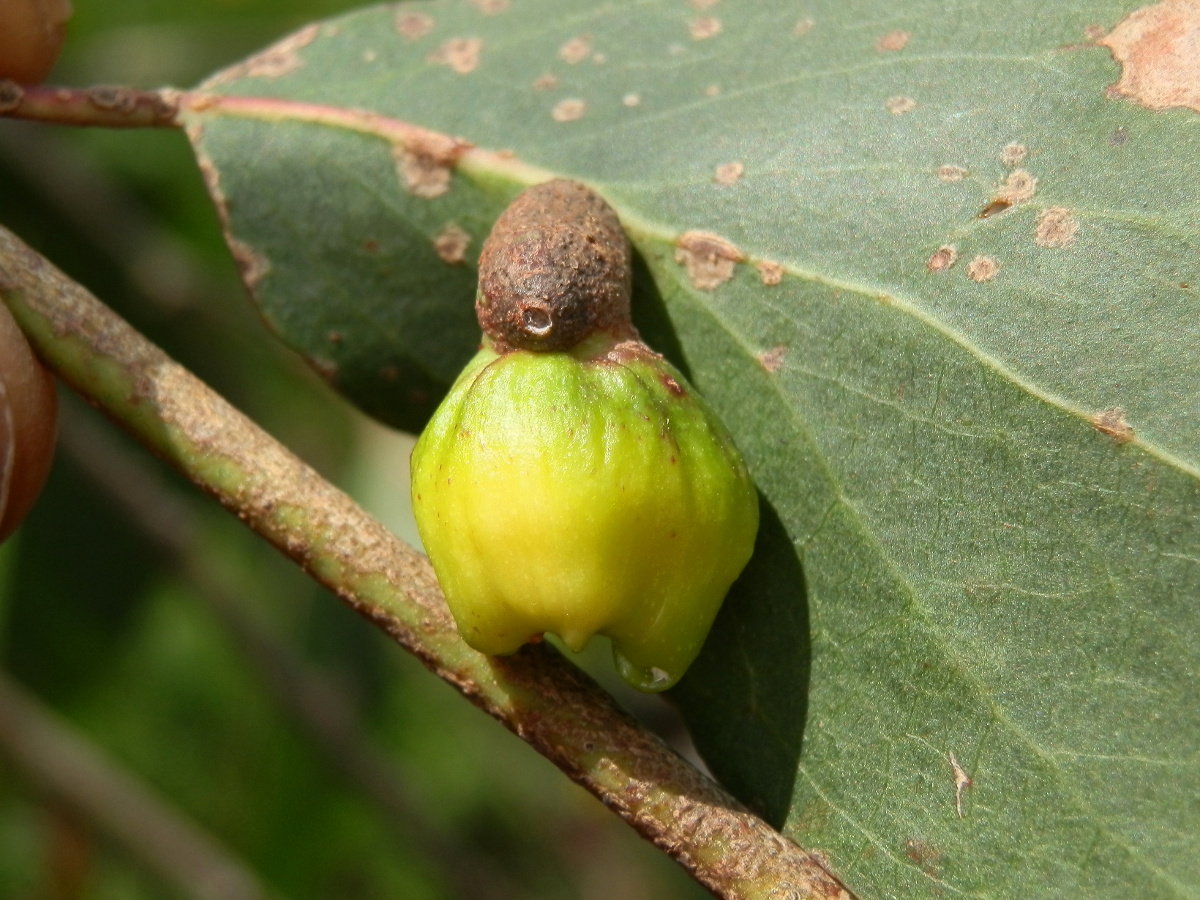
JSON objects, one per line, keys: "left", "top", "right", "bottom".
{"left": 521, "top": 306, "right": 553, "bottom": 336}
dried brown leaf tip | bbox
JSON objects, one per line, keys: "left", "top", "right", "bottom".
{"left": 434, "top": 224, "right": 471, "bottom": 264}
{"left": 876, "top": 29, "right": 910, "bottom": 51}
{"left": 1035, "top": 207, "right": 1080, "bottom": 248}
{"left": 1092, "top": 407, "right": 1135, "bottom": 443}
{"left": 675, "top": 232, "right": 745, "bottom": 291}
{"left": 559, "top": 36, "right": 591, "bottom": 64}
{"left": 690, "top": 17, "right": 723, "bottom": 40}
{"left": 755, "top": 260, "right": 784, "bottom": 285}
{"left": 1098, "top": 0, "right": 1200, "bottom": 113}
{"left": 714, "top": 161, "right": 744, "bottom": 185}
{"left": 926, "top": 245, "right": 958, "bottom": 272}
{"left": 966, "top": 255, "right": 999, "bottom": 282}
{"left": 758, "top": 346, "right": 789, "bottom": 372}
{"left": 395, "top": 10, "right": 434, "bottom": 39}
{"left": 428, "top": 37, "right": 483, "bottom": 74}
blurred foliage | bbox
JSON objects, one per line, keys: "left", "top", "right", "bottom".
{"left": 0, "top": 2, "right": 706, "bottom": 897}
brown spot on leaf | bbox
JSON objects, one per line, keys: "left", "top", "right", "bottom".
{"left": 927, "top": 245, "right": 958, "bottom": 271}
{"left": 1098, "top": 0, "right": 1200, "bottom": 113}
{"left": 714, "top": 161, "right": 744, "bottom": 185}
{"left": 469, "top": 0, "right": 509, "bottom": 13}
{"left": 434, "top": 224, "right": 471, "bottom": 264}
{"left": 1001, "top": 142, "right": 1027, "bottom": 166}
{"left": 755, "top": 260, "right": 784, "bottom": 285}
{"left": 977, "top": 198, "right": 1012, "bottom": 218}
{"left": 1084, "top": 23, "right": 1109, "bottom": 41}
{"left": 876, "top": 29, "right": 910, "bottom": 51}
{"left": 995, "top": 168, "right": 1037, "bottom": 204}
{"left": 704, "top": 84, "right": 721, "bottom": 97}
{"left": 533, "top": 72, "right": 559, "bottom": 90}
{"left": 905, "top": 839, "right": 942, "bottom": 876}
{"left": 759, "top": 346, "right": 789, "bottom": 372}
{"left": 1035, "top": 207, "right": 1080, "bottom": 248}
{"left": 937, "top": 164, "right": 967, "bottom": 182}
{"left": 623, "top": 92, "right": 641, "bottom": 106}
{"left": 206, "top": 24, "right": 319, "bottom": 85}
{"left": 794, "top": 18, "right": 815, "bottom": 37}
{"left": 395, "top": 10, "right": 435, "bottom": 40}
{"left": 675, "top": 231, "right": 745, "bottom": 290}
{"left": 428, "top": 37, "right": 483, "bottom": 73}
{"left": 551, "top": 98, "right": 586, "bottom": 121}
{"left": 229, "top": 238, "right": 271, "bottom": 293}
{"left": 560, "top": 36, "right": 592, "bottom": 64}
{"left": 1093, "top": 407, "right": 1135, "bottom": 443}
{"left": 966, "top": 255, "right": 999, "bottom": 282}
{"left": 886, "top": 95, "right": 917, "bottom": 114}
{"left": 690, "top": 17, "right": 723, "bottom": 40}
{"left": 394, "top": 148, "right": 452, "bottom": 198}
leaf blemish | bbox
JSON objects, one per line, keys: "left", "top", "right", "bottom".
{"left": 623, "top": 93, "right": 641, "bottom": 107}
{"left": 428, "top": 37, "right": 483, "bottom": 74}
{"left": 886, "top": 95, "right": 917, "bottom": 114}
{"left": 207, "top": 23, "right": 319, "bottom": 83}
{"left": 794, "top": 18, "right": 815, "bottom": 37}
{"left": 1092, "top": 407, "right": 1135, "bottom": 443}
{"left": 714, "top": 161, "right": 744, "bottom": 185}
{"left": 551, "top": 98, "right": 587, "bottom": 122}
{"left": 948, "top": 752, "right": 972, "bottom": 818}
{"left": 759, "top": 346, "right": 789, "bottom": 372}
{"left": 229, "top": 238, "right": 271, "bottom": 293}
{"left": 1035, "top": 207, "right": 1080, "bottom": 248}
{"left": 994, "top": 168, "right": 1038, "bottom": 204}
{"left": 690, "top": 17, "right": 723, "bottom": 40}
{"left": 395, "top": 10, "right": 435, "bottom": 40}
{"left": 905, "top": 839, "right": 942, "bottom": 876}
{"left": 675, "top": 231, "right": 745, "bottom": 290}
{"left": 533, "top": 72, "right": 559, "bottom": 90}
{"left": 434, "top": 224, "right": 471, "bottom": 265}
{"left": 966, "top": 255, "right": 999, "bottom": 282}
{"left": 393, "top": 147, "right": 452, "bottom": 199}
{"left": 1001, "top": 142, "right": 1027, "bottom": 166}
{"left": 937, "top": 165, "right": 968, "bottom": 182}
{"left": 755, "top": 260, "right": 784, "bottom": 285}
{"left": 876, "top": 29, "right": 910, "bottom": 51}
{"left": 1098, "top": 0, "right": 1200, "bottom": 114}
{"left": 926, "top": 245, "right": 958, "bottom": 272}
{"left": 559, "top": 36, "right": 592, "bottom": 64}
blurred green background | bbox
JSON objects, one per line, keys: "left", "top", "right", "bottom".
{"left": 0, "top": 2, "right": 708, "bottom": 897}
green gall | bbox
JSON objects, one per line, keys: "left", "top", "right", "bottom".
{"left": 410, "top": 180, "right": 758, "bottom": 691}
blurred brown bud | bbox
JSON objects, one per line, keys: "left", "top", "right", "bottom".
{"left": 0, "top": 301, "right": 57, "bottom": 542}
{"left": 0, "top": 0, "right": 73, "bottom": 85}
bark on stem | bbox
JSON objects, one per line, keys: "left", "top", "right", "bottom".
{"left": 0, "top": 226, "right": 852, "bottom": 900}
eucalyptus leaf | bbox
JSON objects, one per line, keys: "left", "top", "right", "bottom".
{"left": 183, "top": 1, "right": 1200, "bottom": 897}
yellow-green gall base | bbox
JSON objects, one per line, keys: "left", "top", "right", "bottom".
{"left": 411, "top": 337, "right": 758, "bottom": 692}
